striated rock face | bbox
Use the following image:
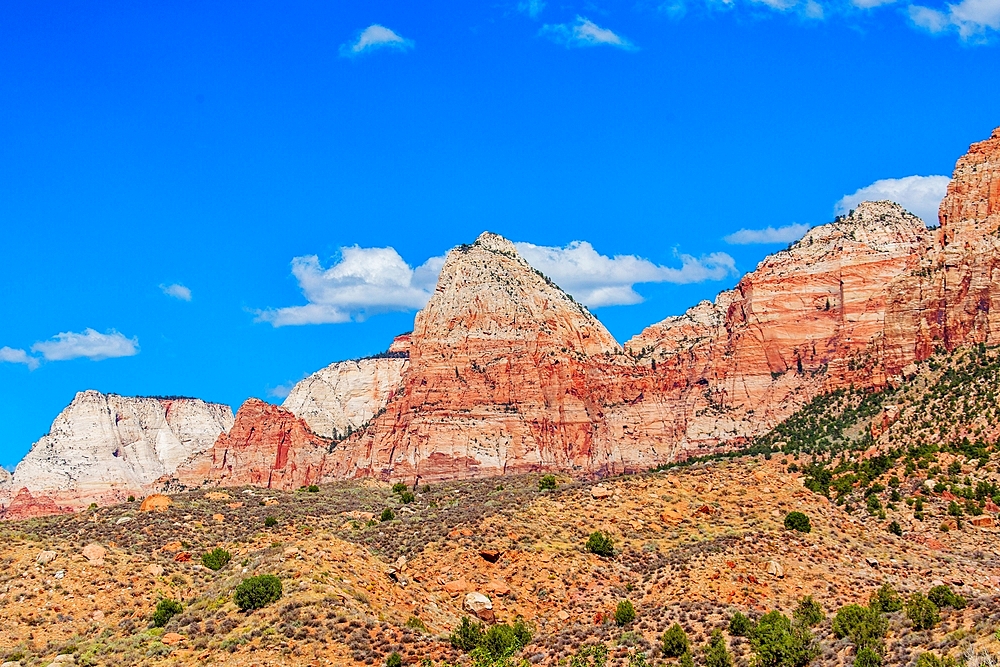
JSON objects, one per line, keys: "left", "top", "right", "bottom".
{"left": 322, "top": 232, "right": 627, "bottom": 482}
{"left": 282, "top": 355, "right": 408, "bottom": 440}
{"left": 176, "top": 398, "right": 331, "bottom": 491}
{"left": 885, "top": 127, "right": 1000, "bottom": 365}
{"left": 6, "top": 391, "right": 234, "bottom": 509}
{"left": 1, "top": 487, "right": 74, "bottom": 521}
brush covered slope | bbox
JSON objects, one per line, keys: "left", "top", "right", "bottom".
{"left": 1, "top": 442, "right": 998, "bottom": 666}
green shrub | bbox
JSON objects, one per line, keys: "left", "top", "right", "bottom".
{"left": 905, "top": 593, "right": 939, "bottom": 630}
{"left": 927, "top": 585, "right": 965, "bottom": 609}
{"left": 793, "top": 596, "right": 824, "bottom": 627}
{"left": 392, "top": 482, "right": 407, "bottom": 494}
{"left": 386, "top": 653, "right": 402, "bottom": 667}
{"left": 380, "top": 508, "right": 395, "bottom": 522}
{"left": 479, "top": 618, "right": 532, "bottom": 659}
{"left": 661, "top": 623, "right": 689, "bottom": 657}
{"left": 586, "top": 531, "right": 615, "bottom": 557}
{"left": 854, "top": 647, "right": 883, "bottom": 667}
{"left": 307, "top": 484, "right": 319, "bottom": 493}
{"left": 127, "top": 495, "right": 135, "bottom": 502}
{"left": 538, "top": 474, "right": 557, "bottom": 491}
{"left": 750, "top": 610, "right": 817, "bottom": 667}
{"left": 680, "top": 652, "right": 695, "bottom": 667}
{"left": 832, "top": 604, "right": 868, "bottom": 639}
{"left": 703, "top": 629, "right": 732, "bottom": 667}
{"left": 450, "top": 616, "right": 485, "bottom": 651}
{"left": 152, "top": 598, "right": 182, "bottom": 627}
{"left": 783, "top": 511, "right": 811, "bottom": 533}
{"left": 201, "top": 547, "right": 232, "bottom": 571}
{"left": 405, "top": 616, "right": 427, "bottom": 631}
{"left": 915, "top": 653, "right": 958, "bottom": 667}
{"left": 729, "top": 611, "right": 755, "bottom": 637}
{"left": 234, "top": 574, "right": 283, "bottom": 611}
{"left": 869, "top": 583, "right": 902, "bottom": 613}
{"left": 888, "top": 521, "right": 902, "bottom": 536}
{"left": 615, "top": 600, "right": 636, "bottom": 626}
{"left": 264, "top": 516, "right": 278, "bottom": 528}
{"left": 832, "top": 603, "right": 887, "bottom": 655}
{"left": 400, "top": 491, "right": 415, "bottom": 504}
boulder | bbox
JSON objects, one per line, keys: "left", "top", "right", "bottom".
{"left": 464, "top": 592, "right": 495, "bottom": 623}
{"left": 147, "top": 564, "right": 164, "bottom": 577}
{"left": 82, "top": 543, "right": 105, "bottom": 565}
{"left": 139, "top": 494, "right": 172, "bottom": 512}
{"left": 36, "top": 550, "right": 57, "bottom": 565}
{"left": 971, "top": 516, "right": 994, "bottom": 527}
{"left": 161, "top": 632, "right": 184, "bottom": 645}
{"left": 479, "top": 549, "right": 502, "bottom": 563}
{"left": 591, "top": 486, "right": 613, "bottom": 500}
{"left": 765, "top": 560, "right": 784, "bottom": 578}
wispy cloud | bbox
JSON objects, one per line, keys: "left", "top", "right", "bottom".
{"left": 267, "top": 383, "right": 296, "bottom": 400}
{"left": 518, "top": 0, "right": 546, "bottom": 17}
{"left": 515, "top": 241, "right": 736, "bottom": 307}
{"left": 31, "top": 329, "right": 139, "bottom": 362}
{"left": 0, "top": 346, "right": 39, "bottom": 371}
{"left": 340, "top": 25, "right": 415, "bottom": 57}
{"left": 834, "top": 175, "right": 950, "bottom": 225}
{"left": 723, "top": 223, "right": 811, "bottom": 245}
{"left": 908, "top": 0, "right": 1000, "bottom": 40}
{"left": 540, "top": 16, "right": 637, "bottom": 50}
{"left": 160, "top": 283, "right": 192, "bottom": 301}
{"left": 257, "top": 246, "right": 445, "bottom": 326}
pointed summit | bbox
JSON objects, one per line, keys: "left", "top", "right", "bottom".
{"left": 472, "top": 231, "right": 519, "bottom": 256}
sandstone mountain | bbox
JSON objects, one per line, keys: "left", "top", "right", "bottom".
{"left": 1, "top": 391, "right": 234, "bottom": 513}
{"left": 7, "top": 125, "right": 1000, "bottom": 506}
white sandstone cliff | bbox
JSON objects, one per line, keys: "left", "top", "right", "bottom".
{"left": 9, "top": 390, "right": 234, "bottom": 508}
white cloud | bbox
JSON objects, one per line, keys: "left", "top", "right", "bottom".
{"left": 909, "top": 0, "right": 1000, "bottom": 39}
{"left": 267, "top": 383, "right": 295, "bottom": 400}
{"left": 258, "top": 246, "right": 445, "bottom": 326}
{"left": 340, "top": 25, "right": 414, "bottom": 57}
{"left": 723, "top": 223, "right": 811, "bottom": 245}
{"left": 519, "top": 0, "right": 546, "bottom": 17}
{"left": 834, "top": 175, "right": 951, "bottom": 225}
{"left": 540, "top": 16, "right": 637, "bottom": 50}
{"left": 0, "top": 347, "right": 39, "bottom": 371}
{"left": 160, "top": 283, "right": 192, "bottom": 301}
{"left": 853, "top": 0, "right": 897, "bottom": 8}
{"left": 31, "top": 329, "right": 139, "bottom": 362}
{"left": 514, "top": 241, "right": 736, "bottom": 307}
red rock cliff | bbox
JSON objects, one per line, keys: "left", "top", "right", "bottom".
{"left": 176, "top": 398, "right": 331, "bottom": 490}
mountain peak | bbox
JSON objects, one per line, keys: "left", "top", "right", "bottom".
{"left": 472, "top": 231, "right": 519, "bottom": 256}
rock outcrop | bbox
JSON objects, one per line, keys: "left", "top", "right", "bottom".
{"left": 1, "top": 487, "right": 73, "bottom": 521}
{"left": 175, "top": 398, "right": 332, "bottom": 491}
{"left": 5, "top": 391, "right": 234, "bottom": 510}
{"left": 282, "top": 353, "right": 408, "bottom": 440}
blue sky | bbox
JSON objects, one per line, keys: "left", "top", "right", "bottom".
{"left": 1, "top": 0, "right": 998, "bottom": 467}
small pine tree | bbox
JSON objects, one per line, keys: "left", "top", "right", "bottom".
{"left": 783, "top": 511, "right": 811, "bottom": 533}
{"left": 905, "top": 593, "right": 939, "bottom": 630}
{"left": 661, "top": 623, "right": 689, "bottom": 657}
{"left": 793, "top": 596, "right": 824, "bottom": 627}
{"left": 586, "top": 531, "right": 615, "bottom": 557}
{"left": 385, "top": 653, "right": 402, "bottom": 667}
{"left": 538, "top": 474, "right": 557, "bottom": 491}
{"left": 703, "top": 629, "right": 733, "bottom": 667}
{"left": 234, "top": 574, "right": 283, "bottom": 611}
{"left": 152, "top": 598, "right": 182, "bottom": 627}
{"left": 615, "top": 600, "right": 636, "bottom": 626}
{"left": 869, "top": 583, "right": 903, "bottom": 613}
{"left": 729, "top": 611, "right": 755, "bottom": 637}
{"left": 380, "top": 508, "right": 395, "bottom": 522}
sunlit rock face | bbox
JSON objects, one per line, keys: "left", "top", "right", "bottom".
{"left": 6, "top": 390, "right": 233, "bottom": 509}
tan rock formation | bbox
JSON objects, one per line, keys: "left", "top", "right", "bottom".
{"left": 176, "top": 398, "right": 331, "bottom": 490}
{"left": 1, "top": 487, "right": 73, "bottom": 521}
{"left": 282, "top": 355, "right": 407, "bottom": 440}
{"left": 139, "top": 494, "right": 172, "bottom": 512}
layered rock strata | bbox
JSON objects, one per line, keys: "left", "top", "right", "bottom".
{"left": 5, "top": 391, "right": 233, "bottom": 510}
{"left": 175, "top": 398, "right": 332, "bottom": 490}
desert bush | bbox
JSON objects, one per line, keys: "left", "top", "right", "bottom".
{"left": 307, "top": 485, "right": 319, "bottom": 493}
{"left": 854, "top": 646, "right": 883, "bottom": 667}
{"left": 400, "top": 491, "right": 415, "bottom": 504}
{"left": 201, "top": 548, "right": 232, "bottom": 571}
{"left": 480, "top": 618, "right": 532, "bottom": 659}
{"left": 450, "top": 616, "right": 485, "bottom": 651}
{"left": 661, "top": 623, "right": 689, "bottom": 657}
{"left": 783, "top": 511, "right": 811, "bottom": 533}
{"left": 615, "top": 600, "right": 636, "bottom": 626}
{"left": 750, "top": 610, "right": 817, "bottom": 667}
{"left": 703, "top": 629, "right": 732, "bottom": 667}
{"left": 586, "top": 531, "right": 615, "bottom": 557}
{"left": 927, "top": 585, "right": 966, "bottom": 609}
{"left": 152, "top": 598, "right": 182, "bottom": 627}
{"left": 538, "top": 475, "right": 557, "bottom": 491}
{"left": 729, "top": 611, "right": 756, "bottom": 637}
{"left": 234, "top": 574, "right": 283, "bottom": 611}
{"left": 386, "top": 652, "right": 402, "bottom": 667}
{"left": 869, "top": 583, "right": 903, "bottom": 613}
{"left": 793, "top": 596, "right": 824, "bottom": 626}
{"left": 380, "top": 508, "right": 395, "bottom": 522}
{"left": 915, "top": 653, "right": 957, "bottom": 667}
{"left": 264, "top": 516, "right": 278, "bottom": 528}
{"left": 905, "top": 593, "right": 939, "bottom": 630}
{"left": 392, "top": 482, "right": 407, "bottom": 494}
{"left": 888, "top": 521, "right": 902, "bottom": 536}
